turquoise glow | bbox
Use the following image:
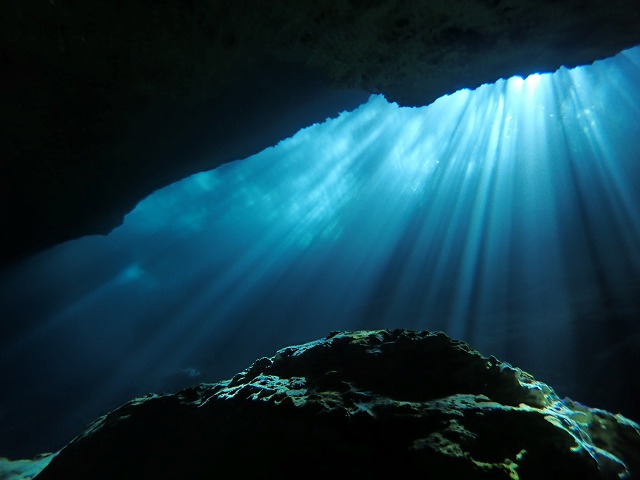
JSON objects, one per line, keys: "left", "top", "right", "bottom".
{"left": 1, "top": 46, "right": 639, "bottom": 456}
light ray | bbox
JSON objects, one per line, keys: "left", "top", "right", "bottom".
{"left": 1, "top": 46, "right": 640, "bottom": 456}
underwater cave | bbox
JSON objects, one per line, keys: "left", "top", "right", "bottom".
{"left": 1, "top": 1, "right": 640, "bottom": 478}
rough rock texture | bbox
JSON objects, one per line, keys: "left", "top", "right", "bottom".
{"left": 0, "top": 454, "right": 54, "bottom": 480}
{"left": 34, "top": 330, "right": 640, "bottom": 479}
{"left": 2, "top": 1, "right": 640, "bottom": 266}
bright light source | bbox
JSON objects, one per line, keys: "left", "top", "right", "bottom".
{"left": 511, "top": 76, "right": 525, "bottom": 89}
{"left": 526, "top": 72, "right": 542, "bottom": 86}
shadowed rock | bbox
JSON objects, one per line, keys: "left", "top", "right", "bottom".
{"left": 29, "top": 329, "right": 640, "bottom": 479}
{"left": 2, "top": 1, "right": 640, "bottom": 266}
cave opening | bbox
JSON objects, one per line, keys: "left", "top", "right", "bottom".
{"left": 1, "top": 45, "right": 639, "bottom": 460}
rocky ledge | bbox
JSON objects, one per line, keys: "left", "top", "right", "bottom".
{"left": 27, "top": 330, "right": 640, "bottom": 479}
{"left": 4, "top": 1, "right": 640, "bottom": 267}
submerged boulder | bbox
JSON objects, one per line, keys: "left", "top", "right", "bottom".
{"left": 33, "top": 329, "right": 640, "bottom": 479}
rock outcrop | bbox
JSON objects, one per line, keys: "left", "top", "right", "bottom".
{"left": 2, "top": 1, "right": 640, "bottom": 266}
{"left": 32, "top": 330, "right": 640, "bottom": 479}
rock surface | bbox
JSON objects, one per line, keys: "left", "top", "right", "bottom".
{"left": 2, "top": 1, "right": 640, "bottom": 266}
{"left": 33, "top": 329, "right": 640, "bottom": 479}
{"left": 0, "top": 454, "right": 54, "bottom": 480}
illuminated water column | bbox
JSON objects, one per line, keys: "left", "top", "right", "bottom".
{"left": 1, "top": 46, "right": 639, "bottom": 457}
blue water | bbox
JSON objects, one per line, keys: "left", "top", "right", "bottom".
{"left": 1, "top": 46, "right": 640, "bottom": 457}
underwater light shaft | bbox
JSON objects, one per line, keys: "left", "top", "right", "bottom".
{"left": 1, "top": 47, "right": 640, "bottom": 457}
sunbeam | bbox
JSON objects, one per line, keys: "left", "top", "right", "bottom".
{"left": 1, "top": 46, "right": 639, "bottom": 458}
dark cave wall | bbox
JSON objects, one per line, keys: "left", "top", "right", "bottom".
{"left": 2, "top": 0, "right": 640, "bottom": 267}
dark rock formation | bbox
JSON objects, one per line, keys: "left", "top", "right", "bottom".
{"left": 2, "top": 1, "right": 640, "bottom": 266}
{"left": 33, "top": 330, "right": 640, "bottom": 479}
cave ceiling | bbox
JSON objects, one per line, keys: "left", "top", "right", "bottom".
{"left": 2, "top": 0, "right": 640, "bottom": 268}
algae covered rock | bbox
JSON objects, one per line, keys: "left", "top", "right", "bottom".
{"left": 34, "top": 329, "right": 640, "bottom": 479}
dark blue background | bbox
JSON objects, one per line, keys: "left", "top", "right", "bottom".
{"left": 2, "top": 46, "right": 639, "bottom": 458}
